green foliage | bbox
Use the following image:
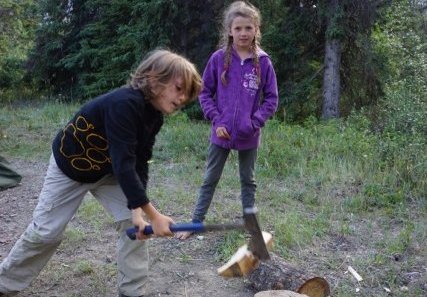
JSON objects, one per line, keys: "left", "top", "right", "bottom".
{"left": 2, "top": 0, "right": 389, "bottom": 123}
{"left": 251, "top": 0, "right": 384, "bottom": 121}
{"left": 28, "top": 0, "right": 220, "bottom": 101}
{"left": 252, "top": 1, "right": 325, "bottom": 121}
{"left": 0, "top": 0, "right": 38, "bottom": 101}
{"left": 371, "top": 0, "right": 427, "bottom": 198}
{"left": 373, "top": 0, "right": 427, "bottom": 136}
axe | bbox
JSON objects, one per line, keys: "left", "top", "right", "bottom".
{"left": 126, "top": 206, "right": 270, "bottom": 261}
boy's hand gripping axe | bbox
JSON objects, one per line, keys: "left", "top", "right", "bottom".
{"left": 126, "top": 206, "right": 270, "bottom": 261}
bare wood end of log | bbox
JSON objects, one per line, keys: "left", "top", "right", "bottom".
{"left": 217, "top": 231, "right": 273, "bottom": 277}
{"left": 255, "top": 290, "right": 310, "bottom": 297}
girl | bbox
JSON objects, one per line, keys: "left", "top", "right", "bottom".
{"left": 176, "top": 1, "right": 278, "bottom": 239}
{"left": 0, "top": 49, "right": 202, "bottom": 297}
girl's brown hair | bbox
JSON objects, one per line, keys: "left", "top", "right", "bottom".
{"left": 218, "top": 1, "right": 262, "bottom": 85}
{"left": 129, "top": 49, "right": 202, "bottom": 104}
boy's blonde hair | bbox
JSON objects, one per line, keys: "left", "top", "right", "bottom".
{"left": 219, "top": 1, "right": 262, "bottom": 85}
{"left": 129, "top": 49, "right": 202, "bottom": 104}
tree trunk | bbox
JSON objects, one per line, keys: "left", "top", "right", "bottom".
{"left": 247, "top": 253, "right": 330, "bottom": 297}
{"left": 321, "top": 0, "right": 342, "bottom": 119}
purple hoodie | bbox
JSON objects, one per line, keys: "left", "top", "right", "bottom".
{"left": 199, "top": 47, "right": 279, "bottom": 150}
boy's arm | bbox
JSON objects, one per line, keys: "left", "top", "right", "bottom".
{"left": 252, "top": 58, "right": 279, "bottom": 129}
{"left": 105, "top": 99, "right": 175, "bottom": 239}
{"left": 105, "top": 99, "right": 152, "bottom": 209}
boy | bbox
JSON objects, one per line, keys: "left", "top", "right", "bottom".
{"left": 0, "top": 49, "right": 202, "bottom": 297}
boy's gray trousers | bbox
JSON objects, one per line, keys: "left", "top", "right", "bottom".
{"left": 0, "top": 155, "right": 148, "bottom": 296}
{"left": 192, "top": 143, "right": 257, "bottom": 222}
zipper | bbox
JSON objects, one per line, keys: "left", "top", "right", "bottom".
{"left": 231, "top": 59, "right": 245, "bottom": 147}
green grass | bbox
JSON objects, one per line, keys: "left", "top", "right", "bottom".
{"left": 76, "top": 194, "right": 114, "bottom": 229}
{"left": 1, "top": 101, "right": 425, "bottom": 296}
{"left": 0, "top": 101, "right": 79, "bottom": 160}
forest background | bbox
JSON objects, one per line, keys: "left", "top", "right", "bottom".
{"left": 1, "top": 0, "right": 426, "bottom": 124}
{"left": 0, "top": 0, "right": 426, "bottom": 296}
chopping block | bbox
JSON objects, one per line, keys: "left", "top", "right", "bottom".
{"left": 254, "top": 290, "right": 309, "bottom": 297}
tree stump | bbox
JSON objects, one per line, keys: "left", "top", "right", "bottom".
{"left": 247, "top": 253, "right": 330, "bottom": 297}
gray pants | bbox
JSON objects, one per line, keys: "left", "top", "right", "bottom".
{"left": 0, "top": 155, "right": 148, "bottom": 296}
{"left": 192, "top": 143, "right": 257, "bottom": 222}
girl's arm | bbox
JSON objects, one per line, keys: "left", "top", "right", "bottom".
{"left": 199, "top": 55, "right": 220, "bottom": 123}
{"left": 252, "top": 58, "right": 279, "bottom": 129}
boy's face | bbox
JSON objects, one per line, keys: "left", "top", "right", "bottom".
{"left": 151, "top": 77, "right": 186, "bottom": 114}
{"left": 229, "top": 16, "right": 256, "bottom": 52}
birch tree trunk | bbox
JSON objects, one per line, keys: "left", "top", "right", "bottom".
{"left": 321, "top": 0, "right": 342, "bottom": 119}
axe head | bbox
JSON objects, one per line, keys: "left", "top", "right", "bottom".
{"left": 243, "top": 207, "right": 270, "bottom": 261}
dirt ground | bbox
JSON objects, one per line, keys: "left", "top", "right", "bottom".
{"left": 0, "top": 158, "right": 255, "bottom": 297}
{"left": 2, "top": 158, "right": 426, "bottom": 297}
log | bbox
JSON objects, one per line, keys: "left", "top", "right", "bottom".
{"left": 247, "top": 253, "right": 330, "bottom": 297}
{"left": 255, "top": 290, "right": 309, "bottom": 297}
{"left": 217, "top": 231, "right": 273, "bottom": 277}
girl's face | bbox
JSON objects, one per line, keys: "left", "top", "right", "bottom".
{"left": 150, "top": 77, "right": 186, "bottom": 114}
{"left": 229, "top": 16, "right": 257, "bottom": 52}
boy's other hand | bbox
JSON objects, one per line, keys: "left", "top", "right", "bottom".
{"left": 150, "top": 213, "right": 175, "bottom": 237}
{"left": 131, "top": 208, "right": 151, "bottom": 240}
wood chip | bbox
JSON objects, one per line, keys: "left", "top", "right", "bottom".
{"left": 348, "top": 266, "right": 363, "bottom": 282}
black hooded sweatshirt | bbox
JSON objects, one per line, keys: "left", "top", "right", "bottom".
{"left": 52, "top": 87, "right": 163, "bottom": 209}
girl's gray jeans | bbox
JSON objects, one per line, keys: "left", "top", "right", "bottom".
{"left": 192, "top": 143, "right": 257, "bottom": 222}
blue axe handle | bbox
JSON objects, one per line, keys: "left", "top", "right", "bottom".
{"left": 126, "top": 222, "right": 243, "bottom": 240}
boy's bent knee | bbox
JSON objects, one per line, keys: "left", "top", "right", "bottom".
{"left": 24, "top": 224, "right": 63, "bottom": 245}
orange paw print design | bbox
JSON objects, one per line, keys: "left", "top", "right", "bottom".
{"left": 60, "top": 116, "right": 111, "bottom": 171}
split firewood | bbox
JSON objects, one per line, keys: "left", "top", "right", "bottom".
{"left": 347, "top": 266, "right": 363, "bottom": 282}
{"left": 247, "top": 253, "right": 330, "bottom": 297}
{"left": 217, "top": 231, "right": 273, "bottom": 277}
{"left": 254, "top": 290, "right": 309, "bottom": 297}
